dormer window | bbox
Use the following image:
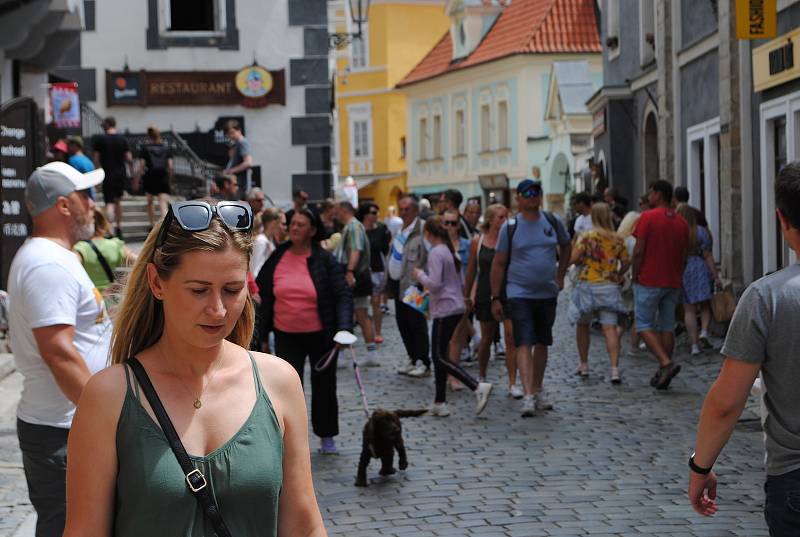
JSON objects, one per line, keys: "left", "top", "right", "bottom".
{"left": 448, "top": 0, "right": 505, "bottom": 60}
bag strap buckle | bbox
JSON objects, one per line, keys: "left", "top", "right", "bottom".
{"left": 186, "top": 469, "right": 208, "bottom": 492}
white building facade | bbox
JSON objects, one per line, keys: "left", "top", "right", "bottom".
{"left": 77, "top": 0, "right": 333, "bottom": 205}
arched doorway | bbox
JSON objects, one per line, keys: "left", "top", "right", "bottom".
{"left": 548, "top": 153, "right": 570, "bottom": 214}
{"left": 643, "top": 112, "right": 659, "bottom": 187}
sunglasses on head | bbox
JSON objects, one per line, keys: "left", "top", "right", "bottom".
{"left": 519, "top": 187, "right": 542, "bottom": 199}
{"left": 155, "top": 201, "right": 253, "bottom": 248}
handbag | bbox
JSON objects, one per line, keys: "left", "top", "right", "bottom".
{"left": 710, "top": 285, "right": 736, "bottom": 323}
{"left": 402, "top": 284, "right": 429, "bottom": 315}
{"left": 127, "top": 358, "right": 233, "bottom": 537}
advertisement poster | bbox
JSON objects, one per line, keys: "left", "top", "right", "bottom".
{"left": 50, "top": 83, "right": 81, "bottom": 129}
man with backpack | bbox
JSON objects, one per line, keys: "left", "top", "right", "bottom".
{"left": 490, "top": 179, "right": 571, "bottom": 417}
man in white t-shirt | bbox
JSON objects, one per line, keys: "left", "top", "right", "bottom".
{"left": 572, "top": 192, "right": 593, "bottom": 239}
{"left": 8, "top": 161, "right": 109, "bottom": 537}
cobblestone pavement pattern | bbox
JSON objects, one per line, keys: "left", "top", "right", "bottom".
{"left": 0, "top": 299, "right": 769, "bottom": 536}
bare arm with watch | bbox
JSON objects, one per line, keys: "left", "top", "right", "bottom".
{"left": 688, "top": 357, "right": 761, "bottom": 516}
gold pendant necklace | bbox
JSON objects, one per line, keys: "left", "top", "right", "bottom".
{"left": 158, "top": 345, "right": 224, "bottom": 410}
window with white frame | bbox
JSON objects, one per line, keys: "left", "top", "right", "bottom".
{"left": 433, "top": 115, "right": 442, "bottom": 159}
{"left": 348, "top": 104, "right": 372, "bottom": 173}
{"left": 419, "top": 117, "right": 428, "bottom": 161}
{"left": 351, "top": 25, "right": 369, "bottom": 69}
{"left": 455, "top": 109, "right": 466, "bottom": 155}
{"left": 480, "top": 104, "right": 491, "bottom": 152}
{"left": 759, "top": 92, "right": 800, "bottom": 274}
{"left": 639, "top": 0, "right": 655, "bottom": 65}
{"left": 497, "top": 100, "right": 509, "bottom": 149}
{"left": 687, "top": 119, "right": 721, "bottom": 261}
{"left": 607, "top": 0, "right": 620, "bottom": 59}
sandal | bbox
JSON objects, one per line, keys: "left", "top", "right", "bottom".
{"left": 655, "top": 362, "right": 681, "bottom": 390}
{"left": 374, "top": 336, "right": 384, "bottom": 344}
{"left": 574, "top": 363, "right": 589, "bottom": 377}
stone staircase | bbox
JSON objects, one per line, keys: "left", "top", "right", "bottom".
{"left": 97, "top": 195, "right": 158, "bottom": 243}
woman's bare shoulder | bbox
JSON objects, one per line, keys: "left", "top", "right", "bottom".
{"left": 250, "top": 352, "right": 302, "bottom": 394}
{"left": 77, "top": 364, "right": 129, "bottom": 421}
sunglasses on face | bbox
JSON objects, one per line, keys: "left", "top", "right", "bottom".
{"left": 155, "top": 201, "right": 253, "bottom": 248}
{"left": 519, "top": 188, "right": 542, "bottom": 199}
{"left": 443, "top": 220, "right": 459, "bottom": 227}
{"left": 368, "top": 210, "right": 379, "bottom": 215}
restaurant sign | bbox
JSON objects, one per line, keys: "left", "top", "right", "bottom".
{"left": 106, "top": 66, "right": 286, "bottom": 108}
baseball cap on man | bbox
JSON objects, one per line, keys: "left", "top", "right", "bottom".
{"left": 516, "top": 178, "right": 542, "bottom": 194}
{"left": 25, "top": 161, "right": 105, "bottom": 217}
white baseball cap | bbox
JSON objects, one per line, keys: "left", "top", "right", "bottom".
{"left": 25, "top": 161, "right": 105, "bottom": 217}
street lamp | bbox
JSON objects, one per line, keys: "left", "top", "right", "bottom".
{"left": 330, "top": 0, "right": 370, "bottom": 50}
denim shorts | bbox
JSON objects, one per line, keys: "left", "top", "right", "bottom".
{"left": 765, "top": 468, "right": 800, "bottom": 536}
{"left": 577, "top": 309, "right": 619, "bottom": 326}
{"left": 633, "top": 284, "right": 679, "bottom": 332}
{"left": 505, "top": 297, "right": 558, "bottom": 347}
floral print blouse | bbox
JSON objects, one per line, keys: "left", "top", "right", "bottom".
{"left": 574, "top": 230, "right": 629, "bottom": 284}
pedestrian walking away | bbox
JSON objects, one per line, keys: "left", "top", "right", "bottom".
{"left": 463, "top": 203, "right": 520, "bottom": 396}
{"left": 136, "top": 126, "right": 173, "bottom": 227}
{"left": 689, "top": 162, "right": 800, "bottom": 537}
{"left": 387, "top": 195, "right": 431, "bottom": 377}
{"left": 8, "top": 162, "right": 109, "bottom": 537}
{"left": 675, "top": 203, "right": 721, "bottom": 355}
{"left": 490, "top": 179, "right": 571, "bottom": 417}
{"left": 257, "top": 208, "right": 354, "bottom": 455}
{"left": 359, "top": 202, "right": 392, "bottom": 345}
{"left": 631, "top": 180, "right": 689, "bottom": 390}
{"left": 92, "top": 116, "right": 133, "bottom": 238}
{"left": 412, "top": 216, "right": 492, "bottom": 417}
{"left": 336, "top": 201, "right": 379, "bottom": 366}
{"left": 63, "top": 199, "right": 328, "bottom": 537}
{"left": 568, "top": 202, "right": 629, "bottom": 384}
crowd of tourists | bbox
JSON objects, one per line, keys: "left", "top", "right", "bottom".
{"left": 6, "top": 140, "right": 800, "bottom": 536}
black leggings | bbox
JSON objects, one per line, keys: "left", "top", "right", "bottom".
{"left": 274, "top": 330, "right": 338, "bottom": 438}
{"left": 432, "top": 314, "right": 480, "bottom": 403}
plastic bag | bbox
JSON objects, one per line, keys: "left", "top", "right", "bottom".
{"left": 402, "top": 285, "right": 429, "bottom": 315}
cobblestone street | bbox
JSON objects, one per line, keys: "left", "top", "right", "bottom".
{"left": 0, "top": 299, "right": 768, "bottom": 536}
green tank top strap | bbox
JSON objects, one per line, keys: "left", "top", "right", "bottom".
{"left": 123, "top": 362, "right": 141, "bottom": 400}
{"left": 247, "top": 351, "right": 264, "bottom": 396}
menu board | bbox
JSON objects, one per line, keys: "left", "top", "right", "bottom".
{"left": 1, "top": 98, "right": 39, "bottom": 288}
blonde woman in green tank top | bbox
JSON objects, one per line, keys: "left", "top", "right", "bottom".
{"left": 63, "top": 201, "right": 328, "bottom": 537}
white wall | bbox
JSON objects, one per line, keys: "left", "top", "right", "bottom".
{"left": 80, "top": 0, "right": 307, "bottom": 206}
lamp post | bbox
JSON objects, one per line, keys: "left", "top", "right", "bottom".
{"left": 330, "top": 0, "right": 370, "bottom": 50}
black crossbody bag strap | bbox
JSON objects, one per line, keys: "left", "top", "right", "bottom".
{"left": 127, "top": 358, "right": 233, "bottom": 537}
{"left": 82, "top": 240, "right": 115, "bottom": 283}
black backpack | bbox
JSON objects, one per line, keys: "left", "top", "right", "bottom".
{"left": 143, "top": 144, "right": 170, "bottom": 172}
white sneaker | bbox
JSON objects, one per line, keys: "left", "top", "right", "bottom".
{"left": 494, "top": 340, "right": 506, "bottom": 357}
{"left": 397, "top": 359, "right": 415, "bottom": 375}
{"left": 638, "top": 341, "right": 647, "bottom": 351}
{"left": 691, "top": 343, "right": 702, "bottom": 356}
{"left": 408, "top": 364, "right": 431, "bottom": 378}
{"left": 508, "top": 384, "right": 524, "bottom": 399}
{"left": 521, "top": 396, "right": 536, "bottom": 417}
{"left": 359, "top": 354, "right": 380, "bottom": 367}
{"left": 534, "top": 390, "right": 553, "bottom": 411}
{"left": 428, "top": 402, "right": 450, "bottom": 417}
{"left": 475, "top": 382, "right": 493, "bottom": 415}
{"left": 460, "top": 347, "right": 474, "bottom": 363}
{"left": 698, "top": 331, "right": 713, "bottom": 349}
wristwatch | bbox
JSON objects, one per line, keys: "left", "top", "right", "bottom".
{"left": 689, "top": 453, "right": 712, "bottom": 475}
{"left": 490, "top": 296, "right": 502, "bottom": 303}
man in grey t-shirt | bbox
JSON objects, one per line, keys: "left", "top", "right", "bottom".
{"left": 223, "top": 120, "right": 252, "bottom": 199}
{"left": 490, "top": 179, "right": 571, "bottom": 418}
{"left": 689, "top": 162, "right": 800, "bottom": 536}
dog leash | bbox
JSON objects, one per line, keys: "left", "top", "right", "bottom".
{"left": 315, "top": 345, "right": 371, "bottom": 418}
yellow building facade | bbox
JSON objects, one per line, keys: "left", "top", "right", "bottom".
{"left": 335, "top": 1, "right": 449, "bottom": 214}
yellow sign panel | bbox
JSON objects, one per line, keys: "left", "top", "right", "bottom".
{"left": 235, "top": 66, "right": 273, "bottom": 99}
{"left": 753, "top": 28, "right": 800, "bottom": 92}
{"left": 737, "top": 0, "right": 777, "bottom": 40}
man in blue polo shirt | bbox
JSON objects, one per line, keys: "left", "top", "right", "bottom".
{"left": 490, "top": 179, "right": 571, "bottom": 417}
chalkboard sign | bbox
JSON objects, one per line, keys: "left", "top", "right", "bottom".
{"left": 1, "top": 98, "right": 42, "bottom": 288}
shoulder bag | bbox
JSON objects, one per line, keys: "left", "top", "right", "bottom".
{"left": 127, "top": 358, "right": 233, "bottom": 537}
{"left": 82, "top": 240, "right": 115, "bottom": 283}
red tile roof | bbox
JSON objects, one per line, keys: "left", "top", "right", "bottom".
{"left": 397, "top": 0, "right": 601, "bottom": 87}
